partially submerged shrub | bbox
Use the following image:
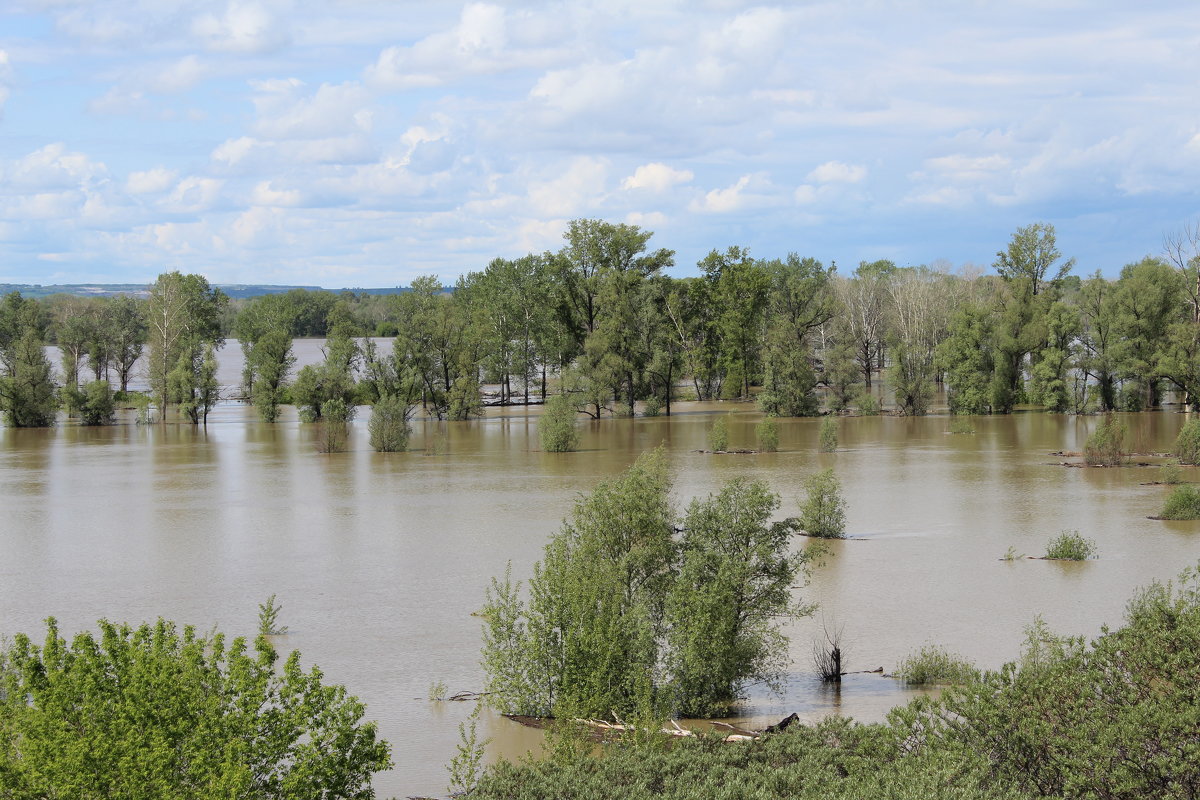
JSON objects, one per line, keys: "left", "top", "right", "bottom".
{"left": 948, "top": 416, "right": 975, "bottom": 435}
{"left": 756, "top": 416, "right": 779, "bottom": 452}
{"left": 539, "top": 393, "right": 580, "bottom": 452}
{"left": 708, "top": 414, "right": 730, "bottom": 452}
{"left": 368, "top": 394, "right": 411, "bottom": 452}
{"left": 1043, "top": 530, "right": 1096, "bottom": 560}
{"left": 1172, "top": 419, "right": 1200, "bottom": 465}
{"left": 1000, "top": 546, "right": 1024, "bottom": 561}
{"left": 818, "top": 417, "right": 838, "bottom": 452}
{"left": 1084, "top": 415, "right": 1126, "bottom": 466}
{"left": 855, "top": 393, "right": 880, "bottom": 416}
{"left": 799, "top": 468, "right": 845, "bottom": 538}
{"left": 1160, "top": 460, "right": 1183, "bottom": 485}
{"left": 896, "top": 644, "right": 978, "bottom": 686}
{"left": 1161, "top": 484, "right": 1200, "bottom": 520}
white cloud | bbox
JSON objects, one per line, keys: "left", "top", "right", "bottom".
{"left": 622, "top": 163, "right": 693, "bottom": 192}
{"left": 192, "top": 1, "right": 289, "bottom": 54}
{"left": 807, "top": 161, "right": 867, "bottom": 184}
{"left": 690, "top": 175, "right": 751, "bottom": 214}
{"left": 0, "top": 50, "right": 11, "bottom": 119}
{"left": 250, "top": 80, "right": 372, "bottom": 140}
{"left": 126, "top": 167, "right": 178, "bottom": 194}
{"left": 163, "top": 176, "right": 224, "bottom": 213}
{"left": 6, "top": 144, "right": 107, "bottom": 191}
{"left": 626, "top": 211, "right": 667, "bottom": 228}
{"left": 250, "top": 180, "right": 302, "bottom": 206}
{"left": 527, "top": 157, "right": 609, "bottom": 216}
{"left": 148, "top": 55, "right": 208, "bottom": 93}
{"left": 212, "top": 137, "right": 258, "bottom": 166}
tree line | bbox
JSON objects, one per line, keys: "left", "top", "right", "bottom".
{"left": 3, "top": 219, "right": 1200, "bottom": 431}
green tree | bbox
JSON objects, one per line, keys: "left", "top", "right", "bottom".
{"left": 819, "top": 417, "right": 838, "bottom": 452}
{"left": 101, "top": 296, "right": 147, "bottom": 394}
{"left": 146, "top": 272, "right": 227, "bottom": 422}
{"left": 539, "top": 392, "right": 580, "bottom": 452}
{"left": 938, "top": 303, "right": 996, "bottom": 414}
{"left": 293, "top": 329, "right": 360, "bottom": 422}
{"left": 248, "top": 328, "right": 295, "bottom": 423}
{"left": 0, "top": 330, "right": 58, "bottom": 427}
{"left": 367, "top": 393, "right": 412, "bottom": 452}
{"left": 1110, "top": 257, "right": 1183, "bottom": 409}
{"left": 0, "top": 617, "right": 391, "bottom": 798}
{"left": 799, "top": 468, "right": 846, "bottom": 538}
{"left": 77, "top": 379, "right": 116, "bottom": 426}
{"left": 993, "top": 222, "right": 1075, "bottom": 296}
{"left": 667, "top": 478, "right": 815, "bottom": 716}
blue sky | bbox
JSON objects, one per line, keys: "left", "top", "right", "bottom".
{"left": 1, "top": 1, "right": 1198, "bottom": 287}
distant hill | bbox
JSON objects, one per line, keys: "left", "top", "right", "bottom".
{"left": 0, "top": 284, "right": 410, "bottom": 300}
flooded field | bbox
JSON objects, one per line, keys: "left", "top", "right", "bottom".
{"left": 3, "top": 341, "right": 1198, "bottom": 796}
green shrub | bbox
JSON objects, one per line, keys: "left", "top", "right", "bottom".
{"left": 1161, "top": 484, "right": 1200, "bottom": 520}
{"left": 1172, "top": 419, "right": 1200, "bottom": 465}
{"left": 818, "top": 417, "right": 838, "bottom": 452}
{"left": 539, "top": 393, "right": 580, "bottom": 452}
{"left": 78, "top": 380, "right": 116, "bottom": 426}
{"left": 708, "top": 414, "right": 730, "bottom": 452}
{"left": 368, "top": 394, "right": 411, "bottom": 452}
{"left": 1084, "top": 414, "right": 1125, "bottom": 466}
{"left": 896, "top": 645, "right": 978, "bottom": 686}
{"left": 1160, "top": 460, "right": 1183, "bottom": 485}
{"left": 855, "top": 393, "right": 880, "bottom": 416}
{"left": 642, "top": 395, "right": 662, "bottom": 417}
{"left": 799, "top": 469, "right": 845, "bottom": 538}
{"left": 755, "top": 416, "right": 779, "bottom": 452}
{"left": 1000, "top": 546, "right": 1024, "bottom": 561}
{"left": 1043, "top": 530, "right": 1096, "bottom": 560}
{"left": 316, "top": 398, "right": 350, "bottom": 453}
{"left": 949, "top": 416, "right": 975, "bottom": 435}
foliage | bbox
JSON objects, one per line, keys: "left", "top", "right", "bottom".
{"left": 818, "top": 416, "right": 838, "bottom": 452}
{"left": 257, "top": 593, "right": 288, "bottom": 636}
{"left": 471, "top": 564, "right": 1200, "bottom": 800}
{"left": 538, "top": 393, "right": 580, "bottom": 452}
{"left": 1084, "top": 414, "right": 1126, "bottom": 466}
{"left": 1172, "top": 419, "right": 1200, "bottom": 465}
{"left": 0, "top": 617, "right": 391, "bottom": 798}
{"left": 949, "top": 415, "right": 976, "bottom": 434}
{"left": 896, "top": 645, "right": 979, "bottom": 685}
{"left": 247, "top": 328, "right": 295, "bottom": 423}
{"left": 1160, "top": 459, "right": 1184, "bottom": 485}
{"left": 1000, "top": 546, "right": 1024, "bottom": 561}
{"left": 368, "top": 393, "right": 411, "bottom": 452}
{"left": 855, "top": 392, "right": 880, "bottom": 416}
{"left": 77, "top": 379, "right": 116, "bottom": 426}
{"left": 293, "top": 331, "right": 360, "bottom": 423}
{"left": 316, "top": 398, "right": 351, "bottom": 453}
{"left": 1042, "top": 530, "right": 1096, "bottom": 560}
{"left": 755, "top": 416, "right": 779, "bottom": 452}
{"left": 799, "top": 468, "right": 846, "bottom": 538}
{"left": 480, "top": 452, "right": 814, "bottom": 720}
{"left": 708, "top": 413, "right": 730, "bottom": 451}
{"left": 447, "top": 703, "right": 489, "bottom": 796}
{"left": 0, "top": 330, "right": 58, "bottom": 428}
{"left": 146, "top": 272, "right": 226, "bottom": 422}
{"left": 1160, "top": 483, "right": 1200, "bottom": 520}
{"left": 428, "top": 679, "right": 448, "bottom": 701}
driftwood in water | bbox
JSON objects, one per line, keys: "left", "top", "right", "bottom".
{"left": 503, "top": 712, "right": 814, "bottom": 744}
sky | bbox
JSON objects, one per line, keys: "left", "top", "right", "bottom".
{"left": 1, "top": 1, "right": 1199, "bottom": 288}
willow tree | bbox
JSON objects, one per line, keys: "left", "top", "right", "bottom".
{"left": 146, "top": 272, "right": 227, "bottom": 422}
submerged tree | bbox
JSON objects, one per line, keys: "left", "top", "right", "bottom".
{"left": 0, "top": 330, "right": 58, "bottom": 427}
{"left": 481, "top": 450, "right": 814, "bottom": 719}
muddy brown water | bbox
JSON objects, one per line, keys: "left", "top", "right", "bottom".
{"left": 4, "top": 340, "right": 1199, "bottom": 796}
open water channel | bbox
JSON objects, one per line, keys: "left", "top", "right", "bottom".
{"left": 2, "top": 339, "right": 1198, "bottom": 796}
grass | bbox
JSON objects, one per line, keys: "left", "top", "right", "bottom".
{"left": 1043, "top": 530, "right": 1097, "bottom": 560}
{"left": 895, "top": 645, "right": 978, "bottom": 686}
{"left": 949, "top": 416, "right": 976, "bottom": 435}
{"left": 1161, "top": 484, "right": 1200, "bottom": 520}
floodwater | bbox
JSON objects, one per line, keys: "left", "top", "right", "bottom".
{"left": 3, "top": 340, "right": 1199, "bottom": 797}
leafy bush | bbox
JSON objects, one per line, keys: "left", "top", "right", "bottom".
{"left": 1043, "top": 530, "right": 1096, "bottom": 560}
{"left": 1172, "top": 419, "right": 1200, "bottom": 465}
{"left": 1084, "top": 414, "right": 1125, "bottom": 466}
{"left": 0, "top": 617, "right": 391, "bottom": 797}
{"left": 78, "top": 380, "right": 116, "bottom": 426}
{"left": 368, "top": 393, "right": 411, "bottom": 452}
{"left": 818, "top": 417, "right": 838, "bottom": 452}
{"left": 799, "top": 469, "right": 846, "bottom": 538}
{"left": 1161, "top": 459, "right": 1184, "bottom": 485}
{"left": 708, "top": 414, "right": 730, "bottom": 452}
{"left": 470, "top": 565, "right": 1200, "bottom": 800}
{"left": 855, "top": 393, "right": 880, "bottom": 416}
{"left": 1000, "top": 546, "right": 1024, "bottom": 561}
{"left": 316, "top": 398, "right": 350, "bottom": 453}
{"left": 1161, "top": 483, "right": 1200, "bottom": 520}
{"left": 257, "top": 593, "right": 288, "bottom": 636}
{"left": 949, "top": 415, "right": 975, "bottom": 435}
{"left": 539, "top": 393, "right": 580, "bottom": 452}
{"left": 480, "top": 452, "right": 818, "bottom": 720}
{"left": 755, "top": 416, "right": 779, "bottom": 452}
{"left": 896, "top": 645, "right": 978, "bottom": 686}
{"left": 642, "top": 395, "right": 662, "bottom": 417}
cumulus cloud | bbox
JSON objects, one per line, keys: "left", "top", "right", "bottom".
{"left": 807, "top": 161, "right": 867, "bottom": 184}
{"left": 622, "top": 163, "right": 693, "bottom": 192}
{"left": 164, "top": 176, "right": 224, "bottom": 213}
{"left": 690, "top": 175, "right": 752, "bottom": 214}
{"left": 250, "top": 79, "right": 372, "bottom": 140}
{"left": 126, "top": 167, "right": 178, "bottom": 194}
{"left": 527, "top": 156, "right": 609, "bottom": 216}
{"left": 192, "top": 1, "right": 289, "bottom": 54}
{"left": 0, "top": 50, "right": 11, "bottom": 119}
